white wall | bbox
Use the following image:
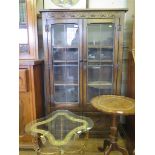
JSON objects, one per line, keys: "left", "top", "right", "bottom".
{"left": 88, "top": 0, "right": 127, "bottom": 8}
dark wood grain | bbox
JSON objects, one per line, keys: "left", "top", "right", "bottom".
{"left": 126, "top": 20, "right": 135, "bottom": 155}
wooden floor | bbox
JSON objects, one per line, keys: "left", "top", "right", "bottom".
{"left": 20, "top": 138, "right": 128, "bottom": 155}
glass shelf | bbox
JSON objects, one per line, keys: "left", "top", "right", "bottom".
{"left": 53, "top": 46, "right": 79, "bottom": 48}
{"left": 88, "top": 81, "right": 112, "bottom": 89}
{"left": 53, "top": 60, "right": 79, "bottom": 63}
{"left": 88, "top": 60, "right": 113, "bottom": 63}
{"left": 54, "top": 82, "right": 78, "bottom": 86}
{"left": 88, "top": 45, "right": 113, "bottom": 48}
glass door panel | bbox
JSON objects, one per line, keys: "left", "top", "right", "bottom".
{"left": 87, "top": 22, "right": 114, "bottom": 102}
{"left": 88, "top": 48, "right": 100, "bottom": 61}
{"left": 100, "top": 48, "right": 113, "bottom": 61}
{"left": 66, "top": 86, "right": 78, "bottom": 102}
{"left": 54, "top": 86, "right": 78, "bottom": 103}
{"left": 66, "top": 48, "right": 78, "bottom": 60}
{"left": 88, "top": 65, "right": 113, "bottom": 83}
{"left": 53, "top": 48, "right": 66, "bottom": 61}
{"left": 52, "top": 24, "right": 65, "bottom": 46}
{"left": 54, "top": 62, "right": 78, "bottom": 84}
{"left": 66, "top": 24, "right": 79, "bottom": 46}
{"left": 88, "top": 87, "right": 112, "bottom": 102}
{"left": 19, "top": 0, "right": 29, "bottom": 53}
{"left": 51, "top": 23, "right": 80, "bottom": 104}
{"left": 52, "top": 24, "right": 79, "bottom": 47}
{"left": 101, "top": 24, "right": 114, "bottom": 47}
{"left": 88, "top": 24, "right": 101, "bottom": 46}
{"left": 54, "top": 86, "right": 66, "bottom": 102}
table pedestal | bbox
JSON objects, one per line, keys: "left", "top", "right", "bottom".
{"left": 100, "top": 115, "right": 129, "bottom": 155}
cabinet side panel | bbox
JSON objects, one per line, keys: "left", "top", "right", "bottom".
{"left": 33, "top": 64, "right": 44, "bottom": 118}
{"left": 19, "top": 67, "right": 34, "bottom": 148}
{"left": 19, "top": 93, "right": 34, "bottom": 147}
{"left": 19, "top": 61, "right": 44, "bottom": 148}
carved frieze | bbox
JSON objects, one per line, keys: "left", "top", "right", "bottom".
{"left": 46, "top": 11, "right": 122, "bottom": 19}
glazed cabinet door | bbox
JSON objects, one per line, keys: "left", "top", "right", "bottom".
{"left": 83, "top": 19, "right": 119, "bottom": 110}
{"left": 46, "top": 19, "right": 83, "bottom": 111}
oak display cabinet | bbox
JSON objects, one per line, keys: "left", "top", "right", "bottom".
{"left": 41, "top": 9, "right": 127, "bottom": 136}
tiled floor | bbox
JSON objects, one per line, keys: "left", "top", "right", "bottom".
{"left": 20, "top": 138, "right": 127, "bottom": 155}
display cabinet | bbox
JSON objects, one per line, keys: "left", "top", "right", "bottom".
{"left": 41, "top": 9, "right": 127, "bottom": 136}
{"left": 19, "top": 0, "right": 44, "bottom": 148}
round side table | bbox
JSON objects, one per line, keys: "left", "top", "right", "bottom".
{"left": 91, "top": 95, "right": 135, "bottom": 155}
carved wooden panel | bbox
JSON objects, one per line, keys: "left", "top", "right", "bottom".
{"left": 45, "top": 10, "right": 123, "bottom": 19}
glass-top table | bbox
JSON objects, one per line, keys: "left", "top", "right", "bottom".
{"left": 25, "top": 110, "right": 94, "bottom": 155}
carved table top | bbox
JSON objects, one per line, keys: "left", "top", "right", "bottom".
{"left": 91, "top": 95, "right": 135, "bottom": 115}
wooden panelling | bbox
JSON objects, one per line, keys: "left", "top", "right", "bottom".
{"left": 126, "top": 20, "right": 135, "bottom": 154}
{"left": 19, "top": 92, "right": 34, "bottom": 147}
{"left": 19, "top": 60, "right": 44, "bottom": 148}
{"left": 19, "top": 69, "right": 28, "bottom": 92}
